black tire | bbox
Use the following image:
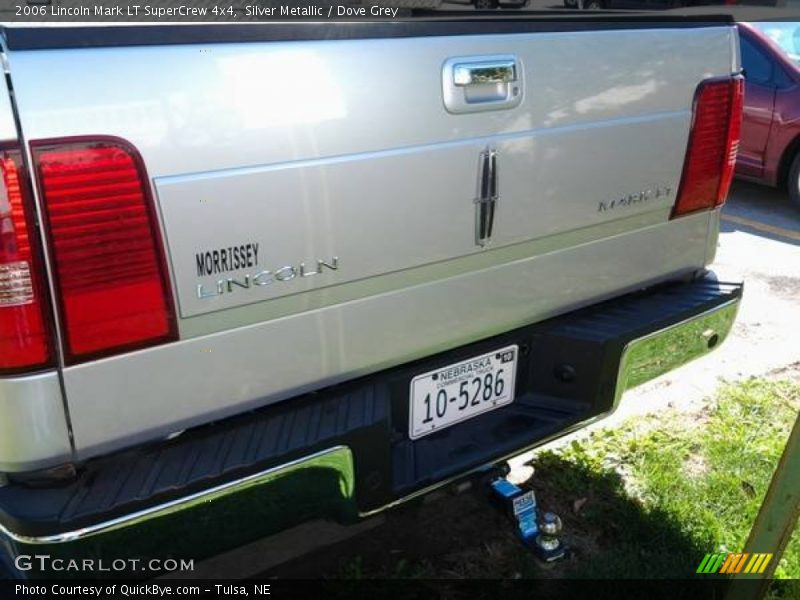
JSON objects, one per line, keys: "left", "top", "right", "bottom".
{"left": 474, "top": 0, "right": 498, "bottom": 9}
{"left": 583, "top": 0, "right": 603, "bottom": 7}
{"left": 788, "top": 152, "right": 800, "bottom": 209}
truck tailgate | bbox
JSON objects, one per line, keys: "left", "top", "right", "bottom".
{"left": 2, "top": 21, "right": 738, "bottom": 461}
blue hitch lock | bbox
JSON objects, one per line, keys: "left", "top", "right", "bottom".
{"left": 490, "top": 478, "right": 539, "bottom": 542}
{"left": 489, "top": 477, "right": 567, "bottom": 562}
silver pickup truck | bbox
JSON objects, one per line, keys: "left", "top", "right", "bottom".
{"left": 0, "top": 17, "right": 743, "bottom": 574}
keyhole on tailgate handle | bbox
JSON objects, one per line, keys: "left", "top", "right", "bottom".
{"left": 554, "top": 364, "right": 577, "bottom": 384}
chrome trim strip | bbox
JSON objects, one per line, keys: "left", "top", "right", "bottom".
{"left": 474, "top": 147, "right": 498, "bottom": 247}
{"left": 612, "top": 296, "right": 740, "bottom": 411}
{"left": 0, "top": 446, "right": 354, "bottom": 545}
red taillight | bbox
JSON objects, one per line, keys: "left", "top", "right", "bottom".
{"left": 672, "top": 76, "right": 744, "bottom": 219}
{"left": 32, "top": 138, "right": 176, "bottom": 363}
{"left": 0, "top": 149, "right": 52, "bottom": 372}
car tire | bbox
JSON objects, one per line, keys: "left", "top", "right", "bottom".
{"left": 474, "top": 0, "right": 498, "bottom": 9}
{"left": 788, "top": 153, "right": 800, "bottom": 209}
{"left": 583, "top": 0, "right": 603, "bottom": 8}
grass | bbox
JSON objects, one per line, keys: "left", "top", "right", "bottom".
{"left": 287, "top": 378, "right": 800, "bottom": 594}
{"left": 529, "top": 378, "right": 800, "bottom": 588}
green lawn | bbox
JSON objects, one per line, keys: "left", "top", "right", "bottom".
{"left": 530, "top": 378, "right": 799, "bottom": 591}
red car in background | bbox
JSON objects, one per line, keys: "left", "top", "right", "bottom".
{"left": 736, "top": 22, "right": 800, "bottom": 208}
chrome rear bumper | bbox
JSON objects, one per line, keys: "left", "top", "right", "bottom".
{"left": 615, "top": 295, "right": 740, "bottom": 408}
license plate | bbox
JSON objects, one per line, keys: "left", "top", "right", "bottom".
{"left": 409, "top": 345, "right": 518, "bottom": 440}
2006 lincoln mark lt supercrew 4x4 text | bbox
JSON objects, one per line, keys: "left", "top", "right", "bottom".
{"left": 0, "top": 16, "right": 744, "bottom": 573}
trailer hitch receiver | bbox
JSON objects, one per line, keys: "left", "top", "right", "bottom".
{"left": 489, "top": 476, "right": 567, "bottom": 562}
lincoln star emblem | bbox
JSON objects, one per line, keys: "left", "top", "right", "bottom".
{"left": 475, "top": 148, "right": 498, "bottom": 247}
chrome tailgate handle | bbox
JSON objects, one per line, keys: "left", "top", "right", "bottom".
{"left": 453, "top": 61, "right": 517, "bottom": 86}
{"left": 443, "top": 55, "right": 523, "bottom": 114}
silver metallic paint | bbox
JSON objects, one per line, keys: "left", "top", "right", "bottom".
{"left": 0, "top": 372, "right": 72, "bottom": 471}
{"left": 157, "top": 112, "right": 686, "bottom": 318}
{"left": 0, "top": 25, "right": 738, "bottom": 468}
{"left": 0, "top": 67, "right": 16, "bottom": 142}
{"left": 6, "top": 29, "right": 734, "bottom": 175}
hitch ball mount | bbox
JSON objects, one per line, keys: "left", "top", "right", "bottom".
{"left": 489, "top": 476, "right": 567, "bottom": 562}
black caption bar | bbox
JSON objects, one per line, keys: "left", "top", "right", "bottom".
{"left": 4, "top": 579, "right": 771, "bottom": 600}
{"left": 1, "top": 0, "right": 799, "bottom": 24}
{"left": 2, "top": 0, "right": 415, "bottom": 22}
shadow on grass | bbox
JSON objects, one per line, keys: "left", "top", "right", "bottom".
{"left": 527, "top": 451, "right": 710, "bottom": 579}
{"left": 265, "top": 452, "right": 796, "bottom": 599}
{"left": 525, "top": 452, "right": 797, "bottom": 598}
